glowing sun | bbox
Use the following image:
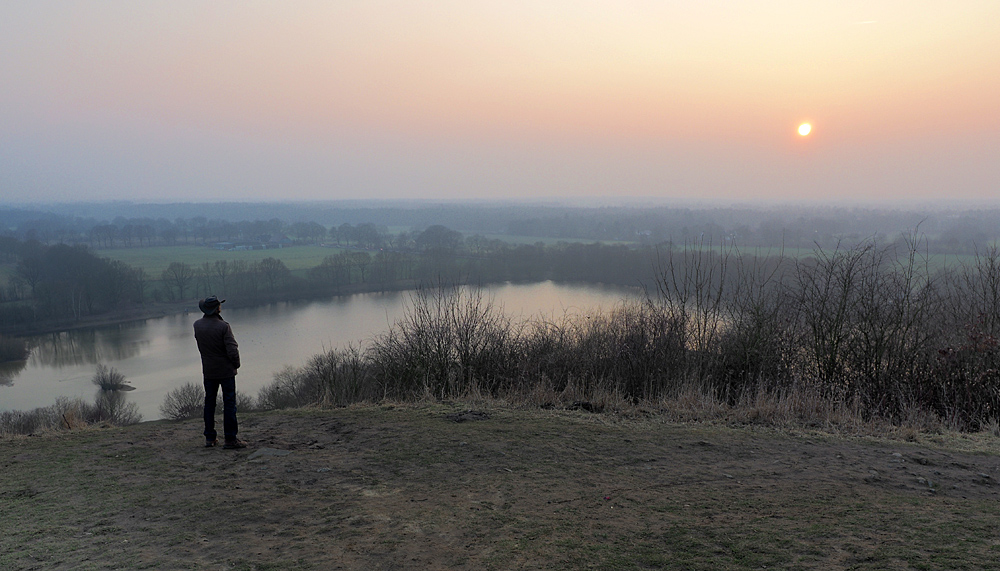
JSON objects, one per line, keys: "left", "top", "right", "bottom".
{"left": 798, "top": 123, "right": 812, "bottom": 136}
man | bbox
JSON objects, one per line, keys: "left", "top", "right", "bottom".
{"left": 193, "top": 295, "right": 246, "bottom": 449}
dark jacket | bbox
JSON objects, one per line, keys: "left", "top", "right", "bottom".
{"left": 193, "top": 313, "right": 241, "bottom": 379}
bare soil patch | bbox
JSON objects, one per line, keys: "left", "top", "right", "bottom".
{"left": 3, "top": 405, "right": 1000, "bottom": 570}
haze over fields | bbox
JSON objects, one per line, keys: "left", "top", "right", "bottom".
{"left": 1, "top": 1, "right": 998, "bottom": 205}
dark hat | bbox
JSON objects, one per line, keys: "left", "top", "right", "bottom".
{"left": 198, "top": 295, "right": 225, "bottom": 314}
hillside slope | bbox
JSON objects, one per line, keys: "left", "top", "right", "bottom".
{"left": 3, "top": 405, "right": 1000, "bottom": 570}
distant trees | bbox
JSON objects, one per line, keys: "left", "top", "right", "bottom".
{"left": 291, "top": 221, "right": 327, "bottom": 244}
{"left": 310, "top": 254, "right": 351, "bottom": 289}
{"left": 354, "top": 223, "right": 383, "bottom": 249}
{"left": 0, "top": 240, "right": 147, "bottom": 328}
{"left": 8, "top": 204, "right": 1000, "bottom": 341}
{"left": 415, "top": 225, "right": 463, "bottom": 253}
{"left": 212, "top": 260, "right": 231, "bottom": 296}
{"left": 347, "top": 252, "right": 372, "bottom": 283}
{"left": 161, "top": 262, "right": 195, "bottom": 300}
{"left": 258, "top": 257, "right": 290, "bottom": 295}
{"left": 5, "top": 203, "right": 1000, "bottom": 258}
{"left": 15, "top": 252, "right": 44, "bottom": 296}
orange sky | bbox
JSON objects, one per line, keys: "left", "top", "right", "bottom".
{"left": 1, "top": 1, "right": 998, "bottom": 203}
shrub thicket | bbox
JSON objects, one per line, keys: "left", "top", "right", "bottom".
{"left": 160, "top": 381, "right": 257, "bottom": 420}
{"left": 159, "top": 382, "right": 204, "bottom": 420}
{"left": 0, "top": 394, "right": 142, "bottom": 436}
{"left": 226, "top": 237, "right": 1000, "bottom": 431}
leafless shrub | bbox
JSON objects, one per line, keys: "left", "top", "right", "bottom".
{"left": 0, "top": 408, "right": 53, "bottom": 435}
{"left": 93, "top": 390, "right": 142, "bottom": 425}
{"left": 159, "top": 382, "right": 205, "bottom": 420}
{"left": 256, "top": 349, "right": 372, "bottom": 410}
{"left": 257, "top": 366, "right": 313, "bottom": 410}
{"left": 52, "top": 397, "right": 98, "bottom": 429}
{"left": 92, "top": 363, "right": 130, "bottom": 391}
{"left": 520, "top": 302, "right": 687, "bottom": 400}
{"left": 304, "top": 345, "right": 373, "bottom": 405}
{"left": 161, "top": 381, "right": 256, "bottom": 418}
{"left": 235, "top": 390, "right": 256, "bottom": 413}
{"left": 367, "top": 285, "right": 522, "bottom": 399}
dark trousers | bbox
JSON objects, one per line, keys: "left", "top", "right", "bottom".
{"left": 203, "top": 376, "right": 238, "bottom": 441}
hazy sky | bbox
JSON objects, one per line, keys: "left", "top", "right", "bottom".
{"left": 1, "top": 1, "right": 998, "bottom": 204}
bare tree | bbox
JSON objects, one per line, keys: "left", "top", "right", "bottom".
{"left": 161, "top": 262, "right": 196, "bottom": 300}
{"left": 258, "top": 257, "right": 289, "bottom": 295}
{"left": 349, "top": 251, "right": 372, "bottom": 283}
{"left": 213, "top": 260, "right": 230, "bottom": 296}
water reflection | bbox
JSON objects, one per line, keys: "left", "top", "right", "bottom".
{"left": 28, "top": 322, "right": 150, "bottom": 368}
{"left": 0, "top": 359, "right": 27, "bottom": 386}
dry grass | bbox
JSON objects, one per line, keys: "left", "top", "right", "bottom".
{"left": 7, "top": 404, "right": 1000, "bottom": 570}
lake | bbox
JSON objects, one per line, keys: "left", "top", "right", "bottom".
{"left": 0, "top": 282, "right": 640, "bottom": 420}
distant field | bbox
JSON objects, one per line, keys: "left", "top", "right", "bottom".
{"left": 479, "top": 234, "right": 636, "bottom": 246}
{"left": 650, "top": 244, "right": 979, "bottom": 270}
{"left": 96, "top": 245, "right": 341, "bottom": 276}
{"left": 11, "top": 242, "right": 986, "bottom": 287}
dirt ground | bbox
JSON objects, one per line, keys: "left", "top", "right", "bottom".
{"left": 4, "top": 404, "right": 1000, "bottom": 570}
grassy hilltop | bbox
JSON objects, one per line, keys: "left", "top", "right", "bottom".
{"left": 3, "top": 404, "right": 1000, "bottom": 570}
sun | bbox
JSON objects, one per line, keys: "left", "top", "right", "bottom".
{"left": 798, "top": 123, "right": 812, "bottom": 136}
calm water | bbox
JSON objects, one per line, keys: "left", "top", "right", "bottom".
{"left": 0, "top": 282, "right": 638, "bottom": 420}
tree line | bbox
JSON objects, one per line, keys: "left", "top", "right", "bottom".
{"left": 155, "top": 237, "right": 657, "bottom": 305}
{"left": 0, "top": 238, "right": 147, "bottom": 327}
{"left": 0, "top": 229, "right": 663, "bottom": 330}
{"left": 5, "top": 204, "right": 1000, "bottom": 255}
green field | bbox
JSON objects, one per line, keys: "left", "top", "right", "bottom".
{"left": 479, "top": 233, "right": 636, "bottom": 246}
{"left": 95, "top": 245, "right": 341, "bottom": 276}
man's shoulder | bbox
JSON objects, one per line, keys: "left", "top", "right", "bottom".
{"left": 194, "top": 315, "right": 228, "bottom": 331}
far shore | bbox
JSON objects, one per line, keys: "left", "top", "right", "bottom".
{"left": 1, "top": 300, "right": 194, "bottom": 338}
{"left": 1, "top": 279, "right": 426, "bottom": 338}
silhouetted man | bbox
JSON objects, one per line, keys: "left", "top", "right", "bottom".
{"left": 193, "top": 295, "right": 246, "bottom": 449}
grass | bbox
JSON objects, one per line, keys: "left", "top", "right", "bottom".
{"left": 0, "top": 429, "right": 160, "bottom": 569}
{"left": 95, "top": 244, "right": 341, "bottom": 276}
{"left": 5, "top": 404, "right": 1000, "bottom": 569}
